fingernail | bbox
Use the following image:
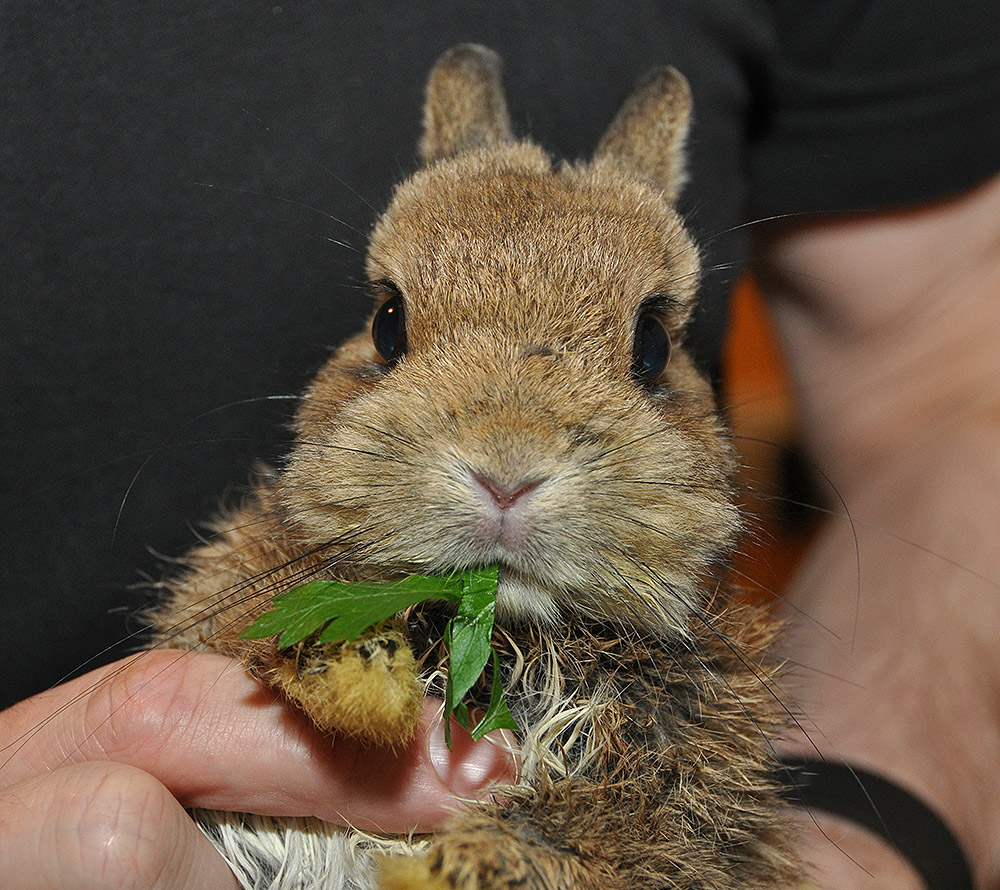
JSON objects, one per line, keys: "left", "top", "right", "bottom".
{"left": 426, "top": 712, "right": 518, "bottom": 798}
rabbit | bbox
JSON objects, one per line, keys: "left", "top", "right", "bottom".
{"left": 149, "top": 44, "right": 806, "bottom": 890}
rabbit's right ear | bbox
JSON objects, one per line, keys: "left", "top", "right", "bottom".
{"left": 420, "top": 44, "right": 514, "bottom": 164}
{"left": 593, "top": 67, "right": 692, "bottom": 205}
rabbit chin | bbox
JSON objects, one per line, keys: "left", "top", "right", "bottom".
{"left": 492, "top": 561, "right": 695, "bottom": 637}
{"left": 495, "top": 567, "right": 561, "bottom": 626}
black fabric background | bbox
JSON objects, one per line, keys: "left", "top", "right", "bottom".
{"left": 2, "top": 1, "right": 998, "bottom": 708}
{"left": 749, "top": 0, "right": 1000, "bottom": 213}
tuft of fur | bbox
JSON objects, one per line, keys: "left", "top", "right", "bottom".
{"left": 148, "top": 44, "right": 807, "bottom": 889}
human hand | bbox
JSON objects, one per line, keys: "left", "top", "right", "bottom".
{"left": 0, "top": 650, "right": 516, "bottom": 890}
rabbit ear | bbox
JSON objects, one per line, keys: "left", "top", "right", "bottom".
{"left": 420, "top": 44, "right": 514, "bottom": 164}
{"left": 593, "top": 67, "right": 692, "bottom": 204}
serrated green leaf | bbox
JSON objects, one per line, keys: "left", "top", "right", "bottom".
{"left": 443, "top": 566, "right": 500, "bottom": 748}
{"left": 239, "top": 565, "right": 517, "bottom": 749}
{"left": 469, "top": 649, "right": 519, "bottom": 740}
{"left": 447, "top": 587, "right": 496, "bottom": 705}
{"left": 445, "top": 645, "right": 517, "bottom": 746}
{"left": 240, "top": 575, "right": 464, "bottom": 648}
{"left": 461, "top": 565, "right": 501, "bottom": 599}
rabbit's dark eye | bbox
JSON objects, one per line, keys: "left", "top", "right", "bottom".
{"left": 372, "top": 287, "right": 407, "bottom": 365}
{"left": 632, "top": 310, "right": 671, "bottom": 385}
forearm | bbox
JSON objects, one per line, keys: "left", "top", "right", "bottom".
{"left": 756, "top": 171, "right": 1000, "bottom": 493}
{"left": 755, "top": 171, "right": 1000, "bottom": 889}
{"left": 778, "top": 437, "right": 1000, "bottom": 889}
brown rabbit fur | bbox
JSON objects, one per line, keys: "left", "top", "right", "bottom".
{"left": 150, "top": 45, "right": 805, "bottom": 889}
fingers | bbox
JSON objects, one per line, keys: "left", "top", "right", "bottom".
{"left": 0, "top": 761, "right": 239, "bottom": 890}
{"left": 1, "top": 650, "right": 518, "bottom": 833}
{"left": 1, "top": 651, "right": 267, "bottom": 789}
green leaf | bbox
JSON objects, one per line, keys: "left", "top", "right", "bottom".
{"left": 239, "top": 565, "right": 516, "bottom": 748}
{"left": 443, "top": 567, "right": 503, "bottom": 747}
{"left": 240, "top": 575, "right": 463, "bottom": 648}
{"left": 446, "top": 584, "right": 497, "bottom": 708}
{"left": 460, "top": 565, "right": 502, "bottom": 600}
{"left": 469, "top": 649, "right": 519, "bottom": 740}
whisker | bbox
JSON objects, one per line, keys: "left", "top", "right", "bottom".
{"left": 193, "top": 182, "right": 371, "bottom": 241}
{"left": 729, "top": 433, "right": 861, "bottom": 645}
{"left": 726, "top": 565, "right": 842, "bottom": 641}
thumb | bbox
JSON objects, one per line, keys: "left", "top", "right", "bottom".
{"left": 0, "top": 761, "right": 239, "bottom": 890}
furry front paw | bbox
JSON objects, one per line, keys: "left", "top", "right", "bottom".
{"left": 379, "top": 823, "right": 588, "bottom": 890}
{"left": 379, "top": 856, "right": 452, "bottom": 890}
{"left": 273, "top": 620, "right": 422, "bottom": 748}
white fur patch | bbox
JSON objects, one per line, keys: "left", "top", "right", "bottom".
{"left": 192, "top": 809, "right": 428, "bottom": 890}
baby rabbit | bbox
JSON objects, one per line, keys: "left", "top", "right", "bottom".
{"left": 151, "top": 44, "right": 804, "bottom": 890}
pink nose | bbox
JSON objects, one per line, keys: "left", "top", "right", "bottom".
{"left": 472, "top": 473, "right": 542, "bottom": 510}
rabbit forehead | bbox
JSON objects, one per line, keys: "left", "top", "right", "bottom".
{"left": 366, "top": 148, "right": 699, "bottom": 352}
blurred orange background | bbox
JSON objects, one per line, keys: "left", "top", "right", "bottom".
{"left": 722, "top": 276, "right": 815, "bottom": 603}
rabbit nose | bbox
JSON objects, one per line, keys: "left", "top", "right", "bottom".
{"left": 471, "top": 473, "right": 542, "bottom": 510}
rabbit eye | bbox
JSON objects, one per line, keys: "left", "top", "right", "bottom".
{"left": 372, "top": 287, "right": 407, "bottom": 365}
{"left": 632, "top": 310, "right": 671, "bottom": 385}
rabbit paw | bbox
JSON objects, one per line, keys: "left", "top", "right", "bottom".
{"left": 273, "top": 621, "right": 422, "bottom": 748}
{"left": 379, "top": 824, "right": 589, "bottom": 890}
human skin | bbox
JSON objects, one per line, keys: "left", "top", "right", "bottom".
{"left": 0, "top": 651, "right": 516, "bottom": 890}
{"left": 758, "top": 170, "right": 1000, "bottom": 889}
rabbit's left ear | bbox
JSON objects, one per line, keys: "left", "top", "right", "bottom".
{"left": 593, "top": 67, "right": 692, "bottom": 205}
{"left": 420, "top": 44, "right": 514, "bottom": 164}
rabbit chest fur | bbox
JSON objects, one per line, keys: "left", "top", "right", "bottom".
{"left": 149, "top": 45, "right": 806, "bottom": 890}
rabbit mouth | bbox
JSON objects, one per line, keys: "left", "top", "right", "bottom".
{"left": 465, "top": 469, "right": 547, "bottom": 552}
